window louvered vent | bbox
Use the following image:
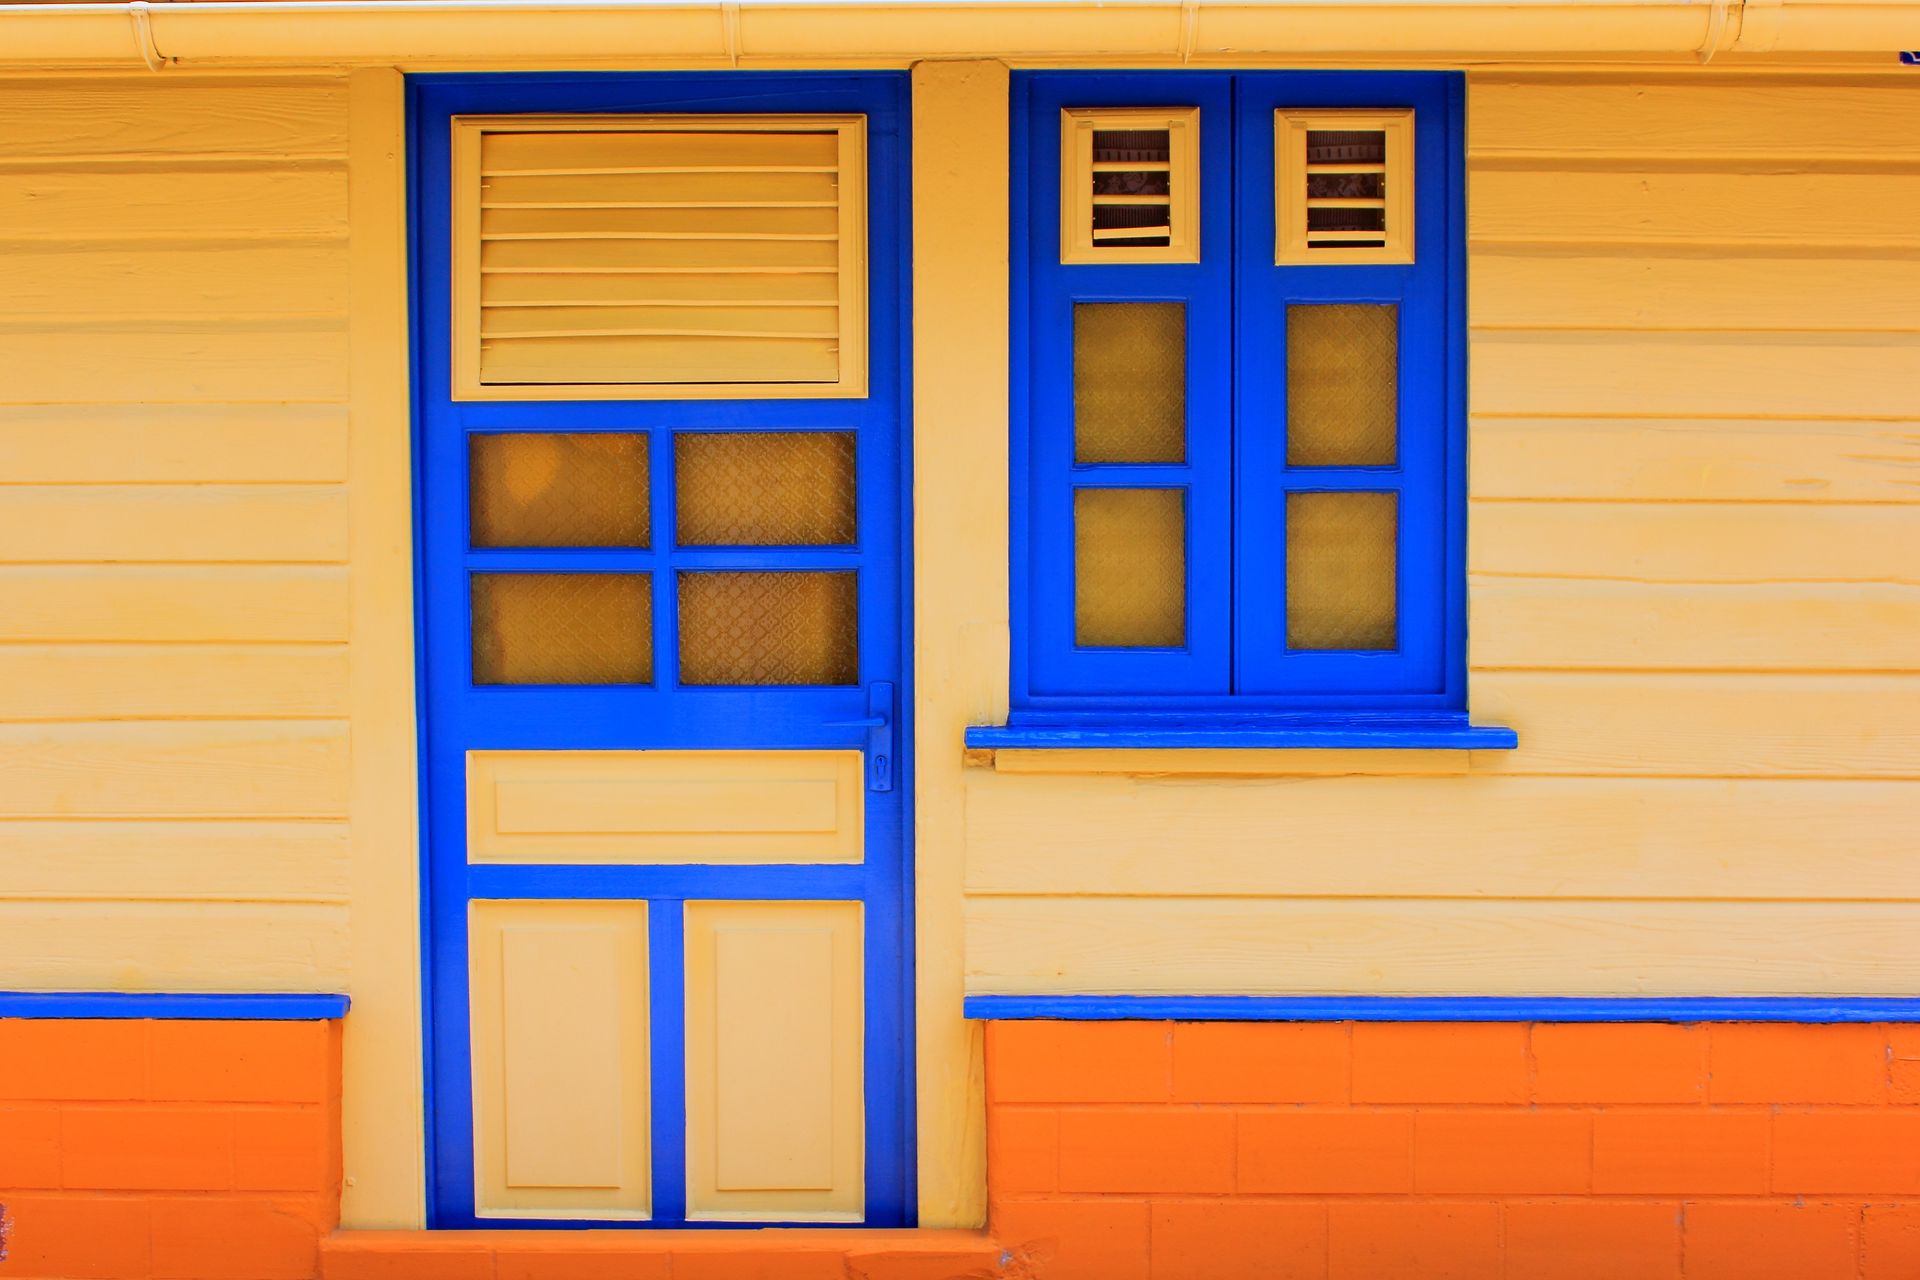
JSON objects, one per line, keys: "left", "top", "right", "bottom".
{"left": 1092, "top": 129, "right": 1173, "bottom": 248}
{"left": 1061, "top": 108, "right": 1200, "bottom": 264}
{"left": 1276, "top": 109, "right": 1414, "bottom": 266}
{"left": 451, "top": 114, "right": 868, "bottom": 401}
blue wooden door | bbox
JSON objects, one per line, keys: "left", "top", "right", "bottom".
{"left": 413, "top": 73, "right": 912, "bottom": 1229}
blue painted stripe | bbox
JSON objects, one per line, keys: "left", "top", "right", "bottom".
{"left": 964, "top": 995, "right": 1920, "bottom": 1024}
{"left": 965, "top": 719, "right": 1517, "bottom": 751}
{"left": 0, "top": 992, "right": 350, "bottom": 1020}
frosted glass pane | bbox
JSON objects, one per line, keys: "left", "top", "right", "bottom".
{"left": 470, "top": 433, "right": 649, "bottom": 547}
{"left": 1075, "top": 488, "right": 1185, "bottom": 648}
{"left": 1075, "top": 303, "right": 1185, "bottom": 464}
{"left": 678, "top": 571, "right": 858, "bottom": 686}
{"left": 1287, "top": 492, "right": 1396, "bottom": 651}
{"left": 675, "top": 431, "right": 856, "bottom": 546}
{"left": 1287, "top": 305, "right": 1397, "bottom": 468}
{"left": 472, "top": 573, "right": 653, "bottom": 685}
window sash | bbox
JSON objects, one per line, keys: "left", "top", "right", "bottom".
{"left": 1014, "top": 71, "right": 1465, "bottom": 712}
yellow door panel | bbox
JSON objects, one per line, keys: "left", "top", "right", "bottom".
{"left": 469, "top": 900, "right": 651, "bottom": 1219}
{"left": 683, "top": 900, "right": 864, "bottom": 1221}
{"left": 467, "top": 749, "right": 863, "bottom": 864}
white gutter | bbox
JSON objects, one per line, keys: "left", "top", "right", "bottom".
{"left": 0, "top": 0, "right": 1906, "bottom": 68}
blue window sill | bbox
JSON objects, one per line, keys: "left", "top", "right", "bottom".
{"left": 965, "top": 714, "right": 1517, "bottom": 752}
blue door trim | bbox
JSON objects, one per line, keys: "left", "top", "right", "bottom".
{"left": 409, "top": 71, "right": 915, "bottom": 1230}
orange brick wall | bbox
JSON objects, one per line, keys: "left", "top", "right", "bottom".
{"left": 986, "top": 1020, "right": 1920, "bottom": 1280}
{"left": 0, "top": 1019, "right": 342, "bottom": 1280}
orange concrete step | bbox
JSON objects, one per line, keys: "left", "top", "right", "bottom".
{"left": 321, "top": 1228, "right": 1027, "bottom": 1280}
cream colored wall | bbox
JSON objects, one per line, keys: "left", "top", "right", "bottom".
{"left": 0, "top": 73, "right": 356, "bottom": 986}
{"left": 964, "top": 69, "right": 1920, "bottom": 997}
{"left": 0, "top": 69, "right": 426, "bottom": 1225}
{"left": 2, "top": 60, "right": 1912, "bottom": 1238}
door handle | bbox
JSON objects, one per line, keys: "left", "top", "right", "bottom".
{"left": 825, "top": 681, "right": 894, "bottom": 792}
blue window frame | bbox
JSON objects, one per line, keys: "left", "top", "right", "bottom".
{"left": 1009, "top": 71, "right": 1475, "bottom": 731}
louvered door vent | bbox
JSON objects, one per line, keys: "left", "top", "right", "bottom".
{"left": 451, "top": 114, "right": 868, "bottom": 401}
{"left": 1061, "top": 107, "right": 1200, "bottom": 265}
{"left": 1276, "top": 109, "right": 1414, "bottom": 265}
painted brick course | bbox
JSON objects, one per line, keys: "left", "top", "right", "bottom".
{"left": 11, "top": 1014, "right": 1920, "bottom": 1278}
{"left": 987, "top": 1020, "right": 1920, "bottom": 1280}
{"left": 0, "top": 1019, "right": 341, "bottom": 1280}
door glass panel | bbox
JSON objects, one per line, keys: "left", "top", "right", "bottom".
{"left": 675, "top": 431, "right": 857, "bottom": 546}
{"left": 1286, "top": 304, "right": 1397, "bottom": 467}
{"left": 1074, "top": 487, "right": 1185, "bottom": 647}
{"left": 1286, "top": 491, "right": 1396, "bottom": 650}
{"left": 677, "top": 571, "right": 858, "bottom": 686}
{"left": 1074, "top": 302, "right": 1185, "bottom": 464}
{"left": 470, "top": 432, "right": 650, "bottom": 547}
{"left": 472, "top": 572, "right": 654, "bottom": 685}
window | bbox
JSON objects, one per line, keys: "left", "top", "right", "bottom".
{"left": 1011, "top": 72, "right": 1472, "bottom": 731}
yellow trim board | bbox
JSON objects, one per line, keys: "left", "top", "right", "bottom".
{"left": 909, "top": 58, "right": 1008, "bottom": 1231}
{"left": 982, "top": 748, "right": 1475, "bottom": 777}
{"left": 342, "top": 65, "right": 427, "bottom": 1230}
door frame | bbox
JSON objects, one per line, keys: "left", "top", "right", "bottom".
{"left": 406, "top": 70, "right": 918, "bottom": 1229}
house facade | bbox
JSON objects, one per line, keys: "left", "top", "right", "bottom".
{"left": 0, "top": 4, "right": 1917, "bottom": 1276}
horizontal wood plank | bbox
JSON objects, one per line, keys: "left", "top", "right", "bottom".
{"left": 965, "top": 897, "right": 1920, "bottom": 996}
{"left": 0, "top": 644, "right": 348, "bottom": 721}
{"left": 1472, "top": 332, "right": 1920, "bottom": 419}
{"left": 0, "top": 819, "right": 349, "bottom": 903}
{"left": 0, "top": 330, "right": 349, "bottom": 405}
{"left": 0, "top": 566, "right": 348, "bottom": 642}
{"left": 0, "top": 406, "right": 349, "bottom": 484}
{"left": 965, "top": 775, "right": 1920, "bottom": 900}
{"left": 1469, "top": 170, "right": 1920, "bottom": 249}
{"left": 0, "top": 720, "right": 349, "bottom": 818}
{"left": 1471, "top": 671, "right": 1920, "bottom": 777}
{"left": 1469, "top": 417, "right": 1920, "bottom": 503}
{"left": 1470, "top": 502, "right": 1920, "bottom": 584}
{"left": 1469, "top": 78, "right": 1920, "bottom": 162}
{"left": 0, "top": 168, "right": 347, "bottom": 241}
{"left": 0, "top": 900, "right": 349, "bottom": 989}
{"left": 0, "top": 77, "right": 348, "bottom": 160}
{"left": 1469, "top": 577, "right": 1920, "bottom": 671}
{"left": 0, "top": 485, "right": 349, "bottom": 564}
{"left": 1471, "top": 254, "right": 1920, "bottom": 333}
{"left": 0, "top": 245, "right": 349, "bottom": 320}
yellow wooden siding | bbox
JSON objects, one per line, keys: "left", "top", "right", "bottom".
{"left": 963, "top": 70, "right": 1920, "bottom": 999}
{"left": 0, "top": 74, "right": 352, "bottom": 992}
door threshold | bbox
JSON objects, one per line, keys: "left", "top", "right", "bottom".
{"left": 322, "top": 1227, "right": 1017, "bottom": 1279}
